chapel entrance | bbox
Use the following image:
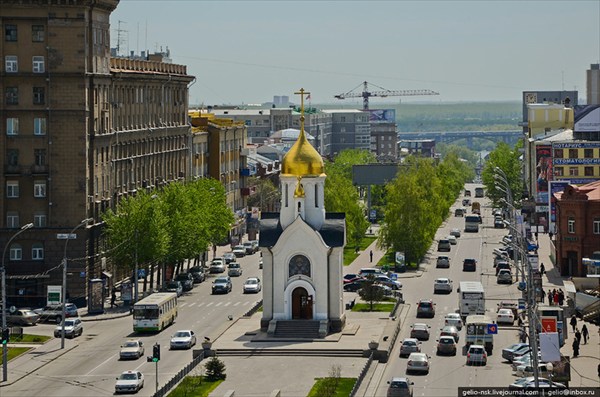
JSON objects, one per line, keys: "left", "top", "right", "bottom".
{"left": 291, "top": 287, "right": 313, "bottom": 319}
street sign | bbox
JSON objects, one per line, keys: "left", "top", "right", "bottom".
{"left": 56, "top": 233, "right": 77, "bottom": 240}
{"left": 487, "top": 324, "right": 498, "bottom": 335}
{"left": 47, "top": 285, "right": 62, "bottom": 305}
{"left": 518, "top": 298, "right": 526, "bottom": 309}
{"left": 541, "top": 316, "right": 557, "bottom": 333}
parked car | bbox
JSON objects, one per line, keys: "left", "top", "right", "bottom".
{"left": 406, "top": 352, "right": 430, "bottom": 374}
{"left": 53, "top": 317, "right": 83, "bottom": 338}
{"left": 170, "top": 330, "right": 196, "bottom": 350}
{"left": 416, "top": 299, "right": 435, "bottom": 318}
{"left": 35, "top": 303, "right": 78, "bottom": 323}
{"left": 6, "top": 308, "right": 39, "bottom": 326}
{"left": 450, "top": 228, "right": 461, "bottom": 238}
{"left": 188, "top": 266, "right": 207, "bottom": 283}
{"left": 496, "top": 308, "right": 515, "bottom": 325}
{"left": 232, "top": 245, "right": 246, "bottom": 257}
{"left": 433, "top": 278, "right": 453, "bottom": 294}
{"left": 243, "top": 277, "right": 262, "bottom": 294}
{"left": 511, "top": 352, "right": 543, "bottom": 371}
{"left": 343, "top": 273, "right": 363, "bottom": 284}
{"left": 437, "top": 239, "right": 451, "bottom": 252}
{"left": 502, "top": 343, "right": 530, "bottom": 362}
{"left": 410, "top": 323, "right": 431, "bottom": 341}
{"left": 227, "top": 262, "right": 243, "bottom": 277}
{"left": 515, "top": 363, "right": 552, "bottom": 378}
{"left": 119, "top": 339, "right": 145, "bottom": 360}
{"left": 369, "top": 284, "right": 394, "bottom": 297}
{"left": 174, "top": 272, "right": 194, "bottom": 291}
{"left": 387, "top": 377, "right": 414, "bottom": 397}
{"left": 495, "top": 261, "right": 511, "bottom": 276}
{"left": 436, "top": 256, "right": 450, "bottom": 268}
{"left": 400, "top": 338, "right": 422, "bottom": 357}
{"left": 446, "top": 235, "right": 457, "bottom": 245}
{"left": 222, "top": 252, "right": 236, "bottom": 264}
{"left": 439, "top": 325, "right": 460, "bottom": 342}
{"left": 165, "top": 281, "right": 183, "bottom": 297}
{"left": 494, "top": 218, "right": 505, "bottom": 228}
{"left": 209, "top": 260, "right": 226, "bottom": 274}
{"left": 358, "top": 268, "right": 384, "bottom": 277}
{"left": 496, "top": 269, "right": 513, "bottom": 284}
{"left": 343, "top": 279, "right": 367, "bottom": 292}
{"left": 444, "top": 313, "right": 463, "bottom": 330}
{"left": 212, "top": 276, "right": 232, "bottom": 294}
{"left": 509, "top": 377, "right": 565, "bottom": 389}
{"left": 115, "top": 370, "right": 144, "bottom": 394}
{"left": 373, "top": 274, "right": 402, "bottom": 290}
{"left": 462, "top": 258, "right": 477, "bottom": 272}
{"left": 466, "top": 344, "right": 487, "bottom": 366}
{"left": 436, "top": 335, "right": 457, "bottom": 355}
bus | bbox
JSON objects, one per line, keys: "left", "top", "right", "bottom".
{"left": 465, "top": 314, "right": 494, "bottom": 354}
{"left": 458, "top": 281, "right": 485, "bottom": 319}
{"left": 464, "top": 215, "right": 480, "bottom": 232}
{"left": 133, "top": 292, "right": 178, "bottom": 332}
{"left": 475, "top": 187, "right": 484, "bottom": 198}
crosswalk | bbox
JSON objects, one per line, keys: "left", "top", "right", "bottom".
{"left": 179, "top": 300, "right": 253, "bottom": 308}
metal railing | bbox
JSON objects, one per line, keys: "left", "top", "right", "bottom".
{"left": 152, "top": 351, "right": 205, "bottom": 397}
{"left": 349, "top": 351, "right": 375, "bottom": 397}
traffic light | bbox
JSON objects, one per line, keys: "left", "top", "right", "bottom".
{"left": 1, "top": 328, "right": 9, "bottom": 345}
{"left": 152, "top": 343, "right": 160, "bottom": 362}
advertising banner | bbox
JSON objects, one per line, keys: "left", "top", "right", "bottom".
{"left": 47, "top": 285, "right": 62, "bottom": 305}
{"left": 573, "top": 105, "right": 600, "bottom": 132}
{"left": 539, "top": 332, "right": 561, "bottom": 362}
{"left": 541, "top": 316, "right": 557, "bottom": 333}
{"left": 548, "top": 180, "right": 570, "bottom": 234}
{"left": 535, "top": 145, "right": 552, "bottom": 204}
{"left": 368, "top": 109, "right": 396, "bottom": 123}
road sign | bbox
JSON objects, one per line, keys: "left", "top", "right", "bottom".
{"left": 518, "top": 298, "right": 526, "bottom": 309}
{"left": 487, "top": 324, "right": 498, "bottom": 335}
{"left": 541, "top": 317, "right": 557, "bottom": 333}
{"left": 56, "top": 233, "right": 77, "bottom": 240}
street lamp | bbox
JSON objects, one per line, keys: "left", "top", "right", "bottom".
{"left": 2, "top": 222, "right": 34, "bottom": 381}
{"left": 60, "top": 218, "right": 93, "bottom": 349}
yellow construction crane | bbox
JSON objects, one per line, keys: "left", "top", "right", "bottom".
{"left": 334, "top": 81, "right": 439, "bottom": 110}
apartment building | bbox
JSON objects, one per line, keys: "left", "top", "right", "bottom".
{"left": 321, "top": 109, "right": 370, "bottom": 156}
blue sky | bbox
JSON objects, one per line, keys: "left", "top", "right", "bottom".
{"left": 111, "top": 0, "right": 600, "bottom": 106}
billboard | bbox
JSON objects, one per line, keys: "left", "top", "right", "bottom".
{"left": 368, "top": 109, "right": 396, "bottom": 123}
{"left": 573, "top": 105, "right": 600, "bottom": 132}
{"left": 548, "top": 180, "right": 570, "bottom": 234}
{"left": 535, "top": 145, "right": 552, "bottom": 204}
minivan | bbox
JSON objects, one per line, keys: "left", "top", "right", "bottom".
{"left": 463, "top": 258, "right": 477, "bottom": 271}
{"left": 437, "top": 240, "right": 451, "bottom": 252}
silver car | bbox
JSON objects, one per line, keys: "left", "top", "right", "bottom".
{"left": 170, "top": 330, "right": 197, "bottom": 350}
{"left": 406, "top": 352, "right": 430, "bottom": 374}
{"left": 433, "top": 278, "right": 453, "bottom": 294}
{"left": 399, "top": 338, "right": 421, "bottom": 358}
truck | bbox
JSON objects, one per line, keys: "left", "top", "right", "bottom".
{"left": 458, "top": 281, "right": 485, "bottom": 319}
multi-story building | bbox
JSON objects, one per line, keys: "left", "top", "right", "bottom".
{"left": 1, "top": 1, "right": 194, "bottom": 308}
{"left": 398, "top": 139, "right": 436, "bottom": 158}
{"left": 587, "top": 63, "right": 600, "bottom": 105}
{"left": 321, "top": 109, "right": 370, "bottom": 156}
{"left": 370, "top": 122, "right": 397, "bottom": 160}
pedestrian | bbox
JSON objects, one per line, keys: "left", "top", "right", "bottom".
{"left": 541, "top": 289, "right": 546, "bottom": 302}
{"left": 581, "top": 324, "right": 589, "bottom": 344}
{"left": 535, "top": 231, "right": 539, "bottom": 240}
{"left": 548, "top": 290, "right": 553, "bottom": 306}
{"left": 553, "top": 291, "right": 559, "bottom": 306}
{"left": 549, "top": 231, "right": 554, "bottom": 240}
{"left": 369, "top": 250, "right": 373, "bottom": 263}
{"left": 572, "top": 338, "right": 580, "bottom": 357}
{"left": 575, "top": 327, "right": 581, "bottom": 344}
{"left": 540, "top": 263, "right": 545, "bottom": 275}
{"left": 570, "top": 314, "right": 578, "bottom": 332}
{"left": 111, "top": 288, "right": 117, "bottom": 308}
{"left": 519, "top": 328, "right": 527, "bottom": 343}
{"left": 558, "top": 289, "right": 564, "bottom": 306}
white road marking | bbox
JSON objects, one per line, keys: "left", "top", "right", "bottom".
{"left": 85, "top": 354, "right": 117, "bottom": 376}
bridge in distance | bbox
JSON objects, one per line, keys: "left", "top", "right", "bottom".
{"left": 398, "top": 130, "right": 521, "bottom": 147}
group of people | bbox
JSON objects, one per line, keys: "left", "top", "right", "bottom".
{"left": 543, "top": 288, "right": 565, "bottom": 306}
{"left": 570, "top": 315, "right": 590, "bottom": 358}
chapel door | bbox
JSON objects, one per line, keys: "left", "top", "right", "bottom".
{"left": 292, "top": 287, "right": 313, "bottom": 320}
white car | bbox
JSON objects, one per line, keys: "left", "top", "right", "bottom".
{"left": 53, "top": 318, "right": 83, "bottom": 338}
{"left": 406, "top": 352, "right": 430, "bottom": 374}
{"left": 119, "top": 339, "right": 145, "bottom": 360}
{"left": 170, "top": 330, "right": 197, "bottom": 350}
{"left": 115, "top": 370, "right": 144, "bottom": 394}
{"left": 466, "top": 344, "right": 487, "bottom": 366}
{"left": 399, "top": 338, "right": 421, "bottom": 357}
{"left": 433, "top": 278, "right": 453, "bottom": 294}
{"left": 515, "top": 363, "right": 552, "bottom": 378}
{"left": 444, "top": 313, "right": 463, "bottom": 330}
{"left": 496, "top": 308, "right": 515, "bottom": 325}
{"left": 243, "top": 277, "right": 262, "bottom": 293}
{"left": 450, "top": 228, "right": 461, "bottom": 238}
{"left": 446, "top": 235, "right": 457, "bottom": 245}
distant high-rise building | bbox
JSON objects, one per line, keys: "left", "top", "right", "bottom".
{"left": 587, "top": 63, "right": 600, "bottom": 105}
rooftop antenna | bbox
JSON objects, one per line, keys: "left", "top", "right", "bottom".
{"left": 561, "top": 70, "right": 564, "bottom": 91}
{"left": 115, "top": 20, "right": 128, "bottom": 56}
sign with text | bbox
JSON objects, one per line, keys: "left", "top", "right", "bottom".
{"left": 47, "top": 285, "right": 62, "bottom": 305}
{"left": 541, "top": 316, "right": 557, "bottom": 333}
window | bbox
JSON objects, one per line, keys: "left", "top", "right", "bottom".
{"left": 6, "top": 118, "right": 19, "bottom": 135}
{"left": 5, "top": 55, "right": 18, "bottom": 72}
{"left": 554, "top": 167, "right": 564, "bottom": 177}
{"left": 593, "top": 218, "right": 600, "bottom": 235}
{"left": 34, "top": 149, "right": 46, "bottom": 166}
{"left": 32, "top": 243, "right": 44, "bottom": 260}
{"left": 584, "top": 167, "right": 594, "bottom": 176}
{"left": 6, "top": 181, "right": 19, "bottom": 198}
{"left": 569, "top": 167, "right": 579, "bottom": 176}
{"left": 32, "top": 25, "right": 45, "bottom": 42}
{"left": 554, "top": 149, "right": 563, "bottom": 158}
{"left": 6, "top": 87, "right": 18, "bottom": 105}
{"left": 33, "top": 87, "right": 45, "bottom": 104}
{"left": 7, "top": 212, "right": 19, "bottom": 228}
{"left": 568, "top": 217, "right": 575, "bottom": 234}
{"left": 7, "top": 149, "right": 19, "bottom": 166}
{"left": 32, "top": 56, "right": 44, "bottom": 73}
{"left": 584, "top": 148, "right": 593, "bottom": 158}
{"left": 34, "top": 213, "right": 47, "bottom": 228}
{"left": 568, "top": 149, "right": 578, "bottom": 158}
{"left": 9, "top": 244, "right": 22, "bottom": 261}
{"left": 34, "top": 118, "right": 46, "bottom": 135}
{"left": 5, "top": 24, "right": 17, "bottom": 41}
{"left": 34, "top": 181, "right": 46, "bottom": 197}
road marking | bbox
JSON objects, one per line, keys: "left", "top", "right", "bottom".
{"left": 85, "top": 354, "right": 117, "bottom": 375}
{"left": 205, "top": 302, "right": 214, "bottom": 307}
{"left": 187, "top": 302, "right": 196, "bottom": 307}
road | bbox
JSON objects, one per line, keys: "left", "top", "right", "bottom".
{"left": 1, "top": 251, "right": 263, "bottom": 397}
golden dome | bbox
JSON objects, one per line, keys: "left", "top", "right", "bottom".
{"left": 281, "top": 129, "right": 324, "bottom": 176}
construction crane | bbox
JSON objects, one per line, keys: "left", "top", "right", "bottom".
{"left": 334, "top": 81, "right": 439, "bottom": 110}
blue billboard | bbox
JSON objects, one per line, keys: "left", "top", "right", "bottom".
{"left": 369, "top": 109, "right": 396, "bottom": 123}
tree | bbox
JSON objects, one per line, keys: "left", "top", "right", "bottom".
{"left": 357, "top": 276, "right": 385, "bottom": 311}
{"left": 481, "top": 142, "right": 522, "bottom": 206}
{"left": 245, "top": 176, "right": 280, "bottom": 212}
{"left": 204, "top": 356, "right": 226, "bottom": 381}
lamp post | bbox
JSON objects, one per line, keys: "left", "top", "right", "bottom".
{"left": 61, "top": 218, "right": 93, "bottom": 349}
{"left": 2, "top": 222, "right": 34, "bottom": 381}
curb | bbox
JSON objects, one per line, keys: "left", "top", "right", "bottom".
{"left": 80, "top": 311, "right": 131, "bottom": 322}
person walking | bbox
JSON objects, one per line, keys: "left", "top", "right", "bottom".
{"left": 575, "top": 327, "right": 582, "bottom": 344}
{"left": 558, "top": 289, "right": 565, "bottom": 306}
{"left": 541, "top": 289, "right": 546, "bottom": 303}
{"left": 369, "top": 250, "right": 373, "bottom": 263}
{"left": 553, "top": 291, "right": 559, "bottom": 306}
{"left": 572, "top": 337, "right": 580, "bottom": 358}
{"left": 581, "top": 324, "right": 589, "bottom": 344}
{"left": 540, "top": 263, "right": 545, "bottom": 275}
{"left": 547, "top": 290, "right": 553, "bottom": 306}
{"left": 570, "top": 314, "right": 578, "bottom": 332}
{"left": 111, "top": 288, "right": 117, "bottom": 308}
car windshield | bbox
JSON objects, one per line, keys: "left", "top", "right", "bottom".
{"left": 390, "top": 382, "right": 408, "bottom": 388}
{"left": 470, "top": 348, "right": 484, "bottom": 354}
{"left": 420, "top": 302, "right": 431, "bottom": 308}
{"left": 229, "top": 264, "right": 240, "bottom": 268}
{"left": 120, "top": 373, "right": 137, "bottom": 380}
{"left": 436, "top": 279, "right": 449, "bottom": 284}
{"left": 440, "top": 338, "right": 454, "bottom": 344}
{"left": 246, "top": 279, "right": 258, "bottom": 285}
{"left": 403, "top": 340, "right": 416, "bottom": 346}
{"left": 174, "top": 331, "right": 190, "bottom": 338}
{"left": 123, "top": 341, "right": 139, "bottom": 348}
{"left": 64, "top": 320, "right": 75, "bottom": 326}
{"left": 215, "top": 278, "right": 228, "bottom": 283}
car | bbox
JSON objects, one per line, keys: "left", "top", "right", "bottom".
{"left": 343, "top": 279, "right": 367, "bottom": 292}
{"left": 496, "top": 269, "right": 513, "bottom": 284}
{"left": 446, "top": 235, "right": 457, "bottom": 245}
{"left": 439, "top": 325, "right": 459, "bottom": 342}
{"left": 209, "top": 260, "right": 226, "bottom": 274}
{"left": 496, "top": 308, "right": 515, "bottom": 325}
{"left": 462, "top": 198, "right": 471, "bottom": 206}
{"left": 494, "top": 218, "right": 505, "bottom": 228}
{"left": 497, "top": 301, "right": 519, "bottom": 319}
{"left": 232, "top": 245, "right": 246, "bottom": 257}
{"left": 174, "top": 272, "right": 194, "bottom": 291}
{"left": 464, "top": 190, "right": 471, "bottom": 197}
{"left": 170, "top": 330, "right": 196, "bottom": 350}
{"left": 410, "top": 323, "right": 431, "bottom": 341}
{"left": 53, "top": 317, "right": 83, "bottom": 338}
{"left": 433, "top": 278, "right": 453, "bottom": 294}
{"left": 227, "top": 262, "right": 243, "bottom": 277}
{"left": 509, "top": 377, "right": 565, "bottom": 389}
{"left": 462, "top": 258, "right": 477, "bottom": 272}
{"left": 387, "top": 377, "right": 414, "bottom": 397}
{"left": 466, "top": 344, "right": 487, "bottom": 366}
{"left": 165, "top": 280, "right": 183, "bottom": 297}
{"left": 243, "top": 277, "right": 262, "bottom": 293}
{"left": 437, "top": 239, "right": 451, "bottom": 252}
{"left": 373, "top": 274, "right": 402, "bottom": 290}
{"left": 406, "top": 352, "right": 430, "bottom": 374}
{"left": 450, "top": 228, "right": 461, "bottom": 238}
{"left": 416, "top": 300, "right": 435, "bottom": 318}
{"left": 120, "top": 339, "right": 145, "bottom": 360}
{"left": 502, "top": 343, "right": 530, "bottom": 362}
{"left": 454, "top": 208, "right": 465, "bottom": 217}
{"left": 436, "top": 335, "right": 457, "bottom": 355}
{"left": 36, "top": 303, "right": 78, "bottom": 323}
{"left": 515, "top": 363, "right": 552, "bottom": 378}
{"left": 6, "top": 308, "right": 39, "bottom": 325}
{"left": 370, "top": 284, "right": 394, "bottom": 297}
{"left": 188, "top": 266, "right": 207, "bottom": 283}
{"left": 212, "top": 276, "right": 232, "bottom": 294}
{"left": 222, "top": 252, "right": 236, "bottom": 264}
{"left": 399, "top": 338, "right": 421, "bottom": 357}
{"left": 444, "top": 313, "right": 463, "bottom": 330}
{"left": 495, "top": 261, "right": 511, "bottom": 276}
{"left": 511, "top": 352, "right": 543, "bottom": 371}
{"left": 243, "top": 241, "right": 256, "bottom": 255}
{"left": 358, "top": 268, "right": 384, "bottom": 277}
{"left": 436, "top": 256, "right": 450, "bottom": 268}
{"left": 115, "top": 370, "right": 144, "bottom": 394}
{"left": 343, "top": 273, "right": 363, "bottom": 284}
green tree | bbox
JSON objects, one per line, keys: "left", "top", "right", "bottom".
{"left": 204, "top": 356, "right": 226, "bottom": 381}
{"left": 245, "top": 176, "right": 280, "bottom": 212}
{"left": 357, "top": 276, "right": 385, "bottom": 312}
{"left": 481, "top": 142, "right": 522, "bottom": 206}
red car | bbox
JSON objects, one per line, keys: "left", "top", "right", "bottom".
{"left": 343, "top": 274, "right": 364, "bottom": 284}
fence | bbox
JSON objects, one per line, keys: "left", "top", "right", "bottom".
{"left": 349, "top": 351, "right": 375, "bottom": 397}
{"left": 152, "top": 350, "right": 205, "bottom": 397}
{"left": 243, "top": 299, "right": 263, "bottom": 318}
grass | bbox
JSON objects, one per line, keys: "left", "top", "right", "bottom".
{"left": 344, "top": 236, "right": 377, "bottom": 266}
{"left": 9, "top": 334, "right": 52, "bottom": 343}
{"left": 166, "top": 377, "right": 223, "bottom": 397}
{"left": 352, "top": 303, "right": 395, "bottom": 312}
{"left": 307, "top": 377, "right": 356, "bottom": 397}
{"left": 0, "top": 347, "right": 31, "bottom": 364}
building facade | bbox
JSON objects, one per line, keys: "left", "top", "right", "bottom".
{"left": 321, "top": 109, "right": 370, "bottom": 156}
{"left": 370, "top": 122, "right": 397, "bottom": 160}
